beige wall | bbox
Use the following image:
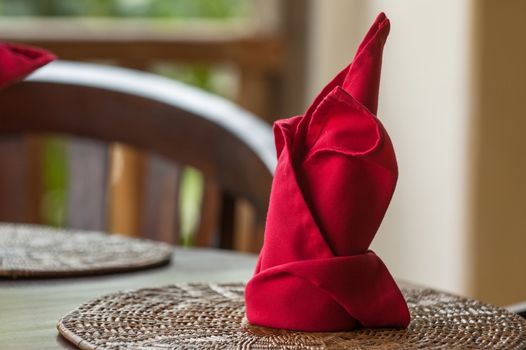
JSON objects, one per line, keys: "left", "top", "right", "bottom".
{"left": 307, "top": 0, "right": 474, "bottom": 296}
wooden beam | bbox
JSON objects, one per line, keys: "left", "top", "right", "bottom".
{"left": 0, "top": 18, "right": 283, "bottom": 70}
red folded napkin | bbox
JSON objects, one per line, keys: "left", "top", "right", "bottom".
{"left": 245, "top": 13, "right": 410, "bottom": 332}
{"left": 0, "top": 42, "right": 55, "bottom": 89}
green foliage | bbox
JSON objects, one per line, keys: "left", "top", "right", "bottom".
{"left": 178, "top": 167, "right": 204, "bottom": 246}
{"left": 0, "top": 0, "right": 249, "bottom": 18}
{"left": 41, "top": 138, "right": 68, "bottom": 227}
{"left": 154, "top": 64, "right": 213, "bottom": 91}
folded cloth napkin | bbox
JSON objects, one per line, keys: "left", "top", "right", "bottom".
{"left": 245, "top": 13, "right": 410, "bottom": 332}
{"left": 0, "top": 42, "right": 55, "bottom": 89}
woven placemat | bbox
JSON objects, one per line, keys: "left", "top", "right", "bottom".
{"left": 0, "top": 224, "right": 172, "bottom": 278}
{"left": 57, "top": 282, "right": 526, "bottom": 349}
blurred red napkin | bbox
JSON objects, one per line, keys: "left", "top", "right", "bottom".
{"left": 0, "top": 42, "right": 55, "bottom": 89}
{"left": 245, "top": 13, "right": 410, "bottom": 332}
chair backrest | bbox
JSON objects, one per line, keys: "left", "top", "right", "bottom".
{"left": 0, "top": 61, "right": 275, "bottom": 251}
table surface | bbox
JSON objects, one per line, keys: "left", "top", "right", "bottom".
{"left": 0, "top": 247, "right": 258, "bottom": 350}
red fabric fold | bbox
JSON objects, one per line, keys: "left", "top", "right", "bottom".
{"left": 0, "top": 42, "right": 56, "bottom": 89}
{"left": 245, "top": 13, "right": 410, "bottom": 332}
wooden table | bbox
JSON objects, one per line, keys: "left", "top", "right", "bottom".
{"left": 3, "top": 244, "right": 525, "bottom": 349}
{"left": 0, "top": 247, "right": 258, "bottom": 350}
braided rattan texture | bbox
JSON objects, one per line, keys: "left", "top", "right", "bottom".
{"left": 58, "top": 282, "right": 526, "bottom": 349}
{"left": 0, "top": 224, "right": 172, "bottom": 278}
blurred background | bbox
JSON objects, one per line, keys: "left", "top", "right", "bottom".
{"left": 1, "top": 0, "right": 525, "bottom": 308}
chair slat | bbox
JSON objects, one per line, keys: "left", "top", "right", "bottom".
{"left": 141, "top": 154, "right": 180, "bottom": 243}
{"left": 194, "top": 178, "right": 220, "bottom": 247}
{"left": 219, "top": 192, "right": 236, "bottom": 249}
{"left": 66, "top": 137, "right": 109, "bottom": 231}
{"left": 0, "top": 136, "right": 41, "bottom": 223}
{"left": 233, "top": 198, "right": 256, "bottom": 252}
{"left": 107, "top": 144, "right": 146, "bottom": 237}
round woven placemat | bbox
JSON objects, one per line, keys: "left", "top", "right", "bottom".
{"left": 58, "top": 282, "right": 526, "bottom": 349}
{"left": 0, "top": 224, "right": 172, "bottom": 278}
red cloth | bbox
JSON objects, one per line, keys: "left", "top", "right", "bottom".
{"left": 0, "top": 42, "right": 55, "bottom": 89}
{"left": 245, "top": 13, "right": 410, "bottom": 332}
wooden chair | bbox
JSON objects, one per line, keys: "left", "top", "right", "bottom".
{"left": 0, "top": 61, "right": 275, "bottom": 252}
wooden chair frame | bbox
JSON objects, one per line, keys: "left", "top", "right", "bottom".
{"left": 0, "top": 61, "right": 275, "bottom": 249}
